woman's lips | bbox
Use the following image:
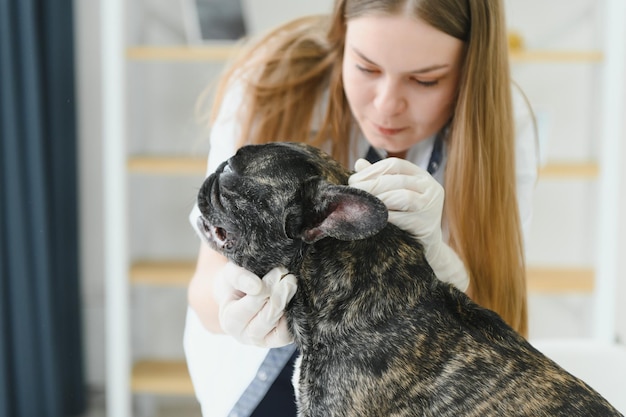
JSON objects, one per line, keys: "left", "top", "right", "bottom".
{"left": 373, "top": 122, "right": 406, "bottom": 136}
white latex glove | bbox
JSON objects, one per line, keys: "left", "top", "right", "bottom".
{"left": 349, "top": 158, "right": 469, "bottom": 292}
{"left": 213, "top": 262, "right": 298, "bottom": 347}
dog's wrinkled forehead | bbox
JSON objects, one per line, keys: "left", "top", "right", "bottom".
{"left": 230, "top": 143, "right": 349, "bottom": 185}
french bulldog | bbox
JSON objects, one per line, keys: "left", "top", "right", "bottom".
{"left": 196, "top": 142, "right": 622, "bottom": 417}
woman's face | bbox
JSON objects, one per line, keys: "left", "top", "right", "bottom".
{"left": 342, "top": 14, "right": 464, "bottom": 157}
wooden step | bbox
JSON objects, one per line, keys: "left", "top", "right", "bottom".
{"left": 527, "top": 267, "right": 594, "bottom": 294}
{"left": 509, "top": 50, "right": 603, "bottom": 63}
{"left": 130, "top": 261, "right": 195, "bottom": 286}
{"left": 130, "top": 260, "right": 595, "bottom": 294}
{"left": 126, "top": 45, "right": 240, "bottom": 61}
{"left": 132, "top": 360, "right": 195, "bottom": 396}
{"left": 127, "top": 156, "right": 206, "bottom": 175}
{"left": 538, "top": 162, "right": 599, "bottom": 179}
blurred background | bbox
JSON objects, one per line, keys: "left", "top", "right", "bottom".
{"left": 1, "top": 0, "right": 625, "bottom": 416}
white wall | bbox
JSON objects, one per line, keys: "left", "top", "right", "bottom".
{"left": 75, "top": 0, "right": 106, "bottom": 385}
{"left": 75, "top": 0, "right": 626, "bottom": 387}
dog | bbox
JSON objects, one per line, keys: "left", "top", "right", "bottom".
{"left": 196, "top": 142, "right": 622, "bottom": 417}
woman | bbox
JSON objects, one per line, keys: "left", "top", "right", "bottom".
{"left": 185, "top": 0, "right": 538, "bottom": 416}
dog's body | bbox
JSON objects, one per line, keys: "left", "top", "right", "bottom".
{"left": 197, "top": 142, "right": 621, "bottom": 417}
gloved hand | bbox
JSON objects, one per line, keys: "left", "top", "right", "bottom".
{"left": 349, "top": 158, "right": 469, "bottom": 292}
{"left": 213, "top": 262, "right": 298, "bottom": 347}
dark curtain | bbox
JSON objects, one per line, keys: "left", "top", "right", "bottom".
{"left": 0, "top": 0, "right": 86, "bottom": 416}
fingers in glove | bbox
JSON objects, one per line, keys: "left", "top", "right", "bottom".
{"left": 350, "top": 157, "right": 427, "bottom": 182}
{"left": 242, "top": 281, "right": 293, "bottom": 344}
{"left": 213, "top": 262, "right": 265, "bottom": 305}
{"left": 268, "top": 273, "right": 297, "bottom": 312}
{"left": 387, "top": 211, "right": 442, "bottom": 240}
{"left": 351, "top": 174, "right": 439, "bottom": 197}
{"left": 377, "top": 187, "right": 442, "bottom": 213}
{"left": 246, "top": 273, "right": 297, "bottom": 345}
{"left": 219, "top": 293, "right": 270, "bottom": 339}
{"left": 353, "top": 158, "right": 372, "bottom": 172}
{"left": 263, "top": 316, "right": 293, "bottom": 347}
{"left": 241, "top": 300, "right": 283, "bottom": 344}
{"left": 351, "top": 158, "right": 442, "bottom": 206}
{"left": 261, "top": 266, "right": 290, "bottom": 287}
{"left": 226, "top": 271, "right": 297, "bottom": 345}
{"left": 253, "top": 273, "right": 297, "bottom": 331}
{"left": 375, "top": 189, "right": 423, "bottom": 212}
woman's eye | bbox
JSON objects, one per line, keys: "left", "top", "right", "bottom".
{"left": 414, "top": 79, "right": 439, "bottom": 87}
{"left": 356, "top": 65, "right": 377, "bottom": 74}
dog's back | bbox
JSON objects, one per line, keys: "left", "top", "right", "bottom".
{"left": 289, "top": 222, "right": 621, "bottom": 417}
{"left": 197, "top": 142, "right": 622, "bottom": 417}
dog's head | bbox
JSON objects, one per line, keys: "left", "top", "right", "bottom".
{"left": 196, "top": 142, "right": 388, "bottom": 276}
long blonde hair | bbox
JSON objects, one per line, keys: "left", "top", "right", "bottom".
{"left": 207, "top": 0, "right": 528, "bottom": 336}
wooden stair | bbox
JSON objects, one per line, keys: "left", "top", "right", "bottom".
{"left": 132, "top": 360, "right": 195, "bottom": 396}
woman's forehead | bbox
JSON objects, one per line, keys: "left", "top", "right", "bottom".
{"left": 345, "top": 14, "right": 464, "bottom": 74}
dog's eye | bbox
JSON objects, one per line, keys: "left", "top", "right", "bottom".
{"left": 223, "top": 163, "right": 232, "bottom": 174}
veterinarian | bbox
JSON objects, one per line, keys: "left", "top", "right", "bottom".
{"left": 185, "top": 0, "right": 538, "bottom": 416}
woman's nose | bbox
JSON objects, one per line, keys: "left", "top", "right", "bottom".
{"left": 373, "top": 79, "right": 406, "bottom": 117}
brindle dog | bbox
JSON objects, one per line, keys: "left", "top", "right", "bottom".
{"left": 196, "top": 142, "right": 622, "bottom": 417}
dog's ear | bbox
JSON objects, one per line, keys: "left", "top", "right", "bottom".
{"left": 286, "top": 178, "right": 388, "bottom": 244}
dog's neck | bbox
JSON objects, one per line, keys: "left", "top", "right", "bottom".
{"left": 286, "top": 223, "right": 438, "bottom": 350}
